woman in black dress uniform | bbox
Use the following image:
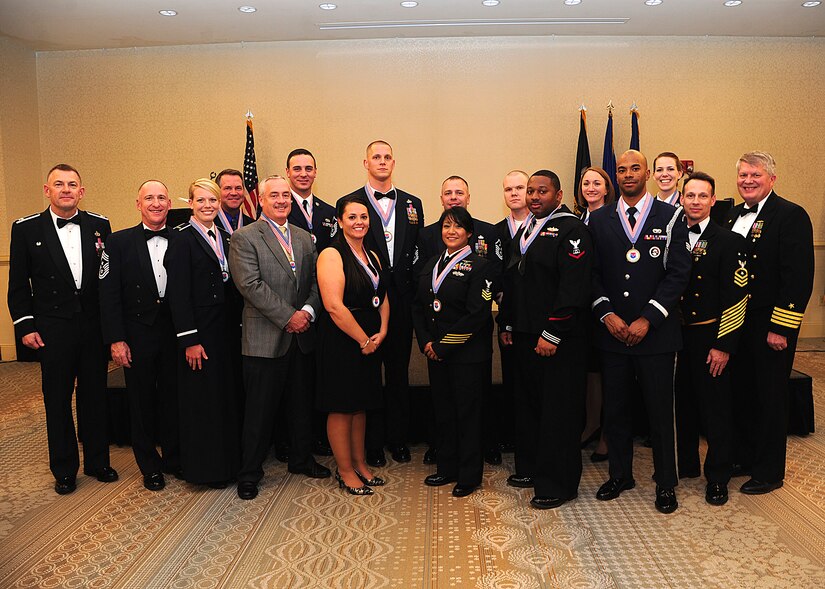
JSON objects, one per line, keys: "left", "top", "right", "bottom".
{"left": 412, "top": 207, "right": 493, "bottom": 498}
{"left": 165, "top": 178, "right": 241, "bottom": 487}
{"left": 316, "top": 194, "right": 389, "bottom": 495}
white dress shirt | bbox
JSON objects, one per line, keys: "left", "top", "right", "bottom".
{"left": 144, "top": 224, "right": 169, "bottom": 297}
{"left": 51, "top": 209, "right": 82, "bottom": 288}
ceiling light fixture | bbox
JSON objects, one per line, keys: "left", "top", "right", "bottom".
{"left": 645, "top": 0, "right": 663, "bottom": 5}
{"left": 238, "top": 6, "right": 257, "bottom": 13}
{"left": 401, "top": 1, "right": 419, "bottom": 7}
{"left": 564, "top": 0, "right": 582, "bottom": 5}
{"left": 723, "top": 1, "right": 742, "bottom": 6}
{"left": 482, "top": 0, "right": 500, "bottom": 6}
{"left": 159, "top": 9, "right": 177, "bottom": 17}
{"left": 802, "top": 1, "right": 820, "bottom": 6}
{"left": 319, "top": 3, "right": 337, "bottom": 9}
{"left": 320, "top": 17, "right": 628, "bottom": 30}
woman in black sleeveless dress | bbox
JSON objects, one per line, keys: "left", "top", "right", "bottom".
{"left": 316, "top": 194, "right": 389, "bottom": 495}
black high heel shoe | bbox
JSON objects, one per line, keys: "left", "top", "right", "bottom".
{"left": 335, "top": 470, "right": 374, "bottom": 496}
{"left": 355, "top": 470, "right": 386, "bottom": 486}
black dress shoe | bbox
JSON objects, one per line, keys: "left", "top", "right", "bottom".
{"left": 740, "top": 478, "right": 783, "bottom": 495}
{"left": 313, "top": 440, "right": 334, "bottom": 457}
{"left": 389, "top": 445, "right": 411, "bottom": 463}
{"left": 163, "top": 466, "right": 185, "bottom": 480}
{"left": 731, "top": 463, "right": 750, "bottom": 478}
{"left": 452, "top": 484, "right": 476, "bottom": 497}
{"left": 530, "top": 496, "right": 569, "bottom": 510}
{"left": 596, "top": 478, "right": 635, "bottom": 501}
{"left": 355, "top": 470, "right": 386, "bottom": 486}
{"left": 237, "top": 481, "right": 258, "bottom": 500}
{"left": 143, "top": 472, "right": 165, "bottom": 491}
{"left": 705, "top": 482, "right": 729, "bottom": 506}
{"left": 655, "top": 486, "right": 678, "bottom": 514}
{"left": 84, "top": 466, "right": 119, "bottom": 483}
{"left": 506, "top": 474, "right": 534, "bottom": 488}
{"left": 54, "top": 476, "right": 76, "bottom": 495}
{"left": 366, "top": 448, "right": 387, "bottom": 468}
{"left": 423, "top": 447, "right": 438, "bottom": 465}
{"left": 425, "top": 474, "right": 455, "bottom": 487}
{"left": 485, "top": 447, "right": 502, "bottom": 465}
{"left": 289, "top": 462, "right": 332, "bottom": 479}
{"left": 590, "top": 451, "right": 608, "bottom": 463}
{"left": 274, "top": 443, "right": 290, "bottom": 463}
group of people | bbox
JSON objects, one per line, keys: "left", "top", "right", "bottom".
{"left": 7, "top": 141, "right": 813, "bottom": 514}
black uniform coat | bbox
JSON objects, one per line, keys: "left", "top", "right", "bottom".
{"left": 288, "top": 194, "right": 338, "bottom": 252}
{"left": 7, "top": 208, "right": 112, "bottom": 478}
{"left": 590, "top": 198, "right": 691, "bottom": 354}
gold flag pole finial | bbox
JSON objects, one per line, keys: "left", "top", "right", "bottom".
{"left": 245, "top": 109, "right": 254, "bottom": 120}
{"left": 606, "top": 100, "right": 614, "bottom": 113}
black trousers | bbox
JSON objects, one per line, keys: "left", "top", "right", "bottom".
{"left": 512, "top": 332, "right": 586, "bottom": 500}
{"left": 730, "top": 309, "right": 796, "bottom": 483}
{"left": 239, "top": 341, "right": 314, "bottom": 482}
{"left": 37, "top": 312, "right": 110, "bottom": 479}
{"left": 122, "top": 308, "right": 180, "bottom": 476}
{"left": 428, "top": 359, "right": 484, "bottom": 487}
{"left": 675, "top": 324, "right": 732, "bottom": 484}
{"left": 494, "top": 338, "right": 516, "bottom": 448}
{"left": 366, "top": 287, "right": 413, "bottom": 450}
{"left": 602, "top": 350, "right": 677, "bottom": 488}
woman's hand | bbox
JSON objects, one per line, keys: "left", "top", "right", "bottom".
{"left": 361, "top": 338, "right": 378, "bottom": 355}
{"left": 186, "top": 344, "right": 208, "bottom": 370}
{"left": 423, "top": 341, "right": 441, "bottom": 361}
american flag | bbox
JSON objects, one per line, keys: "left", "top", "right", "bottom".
{"left": 243, "top": 117, "right": 259, "bottom": 217}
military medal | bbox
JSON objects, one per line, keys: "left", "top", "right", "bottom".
{"left": 263, "top": 214, "right": 297, "bottom": 274}
{"left": 626, "top": 248, "right": 641, "bottom": 263}
{"left": 432, "top": 245, "right": 472, "bottom": 313}
{"left": 384, "top": 230, "right": 392, "bottom": 242}
{"left": 311, "top": 234, "right": 317, "bottom": 244}
{"left": 372, "top": 295, "right": 380, "bottom": 308}
{"left": 221, "top": 270, "right": 230, "bottom": 283}
{"left": 348, "top": 242, "right": 381, "bottom": 308}
{"left": 366, "top": 184, "right": 396, "bottom": 245}
{"left": 618, "top": 196, "right": 654, "bottom": 266}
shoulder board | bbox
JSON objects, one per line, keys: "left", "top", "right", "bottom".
{"left": 86, "top": 211, "right": 109, "bottom": 220}
{"left": 14, "top": 213, "right": 41, "bottom": 224}
{"left": 174, "top": 222, "right": 191, "bottom": 231}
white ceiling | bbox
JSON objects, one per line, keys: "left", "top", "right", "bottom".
{"left": 1, "top": 0, "right": 823, "bottom": 52}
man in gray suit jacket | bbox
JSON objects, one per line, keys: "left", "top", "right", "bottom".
{"left": 229, "top": 175, "right": 330, "bottom": 500}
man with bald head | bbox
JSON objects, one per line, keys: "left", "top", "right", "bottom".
{"left": 589, "top": 150, "right": 690, "bottom": 513}
{"left": 99, "top": 180, "right": 181, "bottom": 490}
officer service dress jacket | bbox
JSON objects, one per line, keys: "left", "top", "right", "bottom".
{"left": 589, "top": 198, "right": 691, "bottom": 355}
{"left": 288, "top": 195, "right": 338, "bottom": 252}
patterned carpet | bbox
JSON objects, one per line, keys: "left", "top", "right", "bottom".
{"left": 0, "top": 354, "right": 823, "bottom": 589}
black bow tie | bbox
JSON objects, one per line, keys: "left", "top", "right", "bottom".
{"left": 144, "top": 227, "right": 169, "bottom": 240}
{"left": 689, "top": 224, "right": 702, "bottom": 234}
{"left": 56, "top": 215, "right": 80, "bottom": 228}
{"left": 374, "top": 190, "right": 395, "bottom": 200}
{"left": 738, "top": 206, "right": 757, "bottom": 218}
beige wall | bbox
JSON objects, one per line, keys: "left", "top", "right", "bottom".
{"left": 2, "top": 35, "right": 824, "bottom": 358}
{"left": 0, "top": 36, "right": 42, "bottom": 360}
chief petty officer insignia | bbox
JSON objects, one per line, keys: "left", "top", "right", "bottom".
{"left": 734, "top": 259, "right": 748, "bottom": 288}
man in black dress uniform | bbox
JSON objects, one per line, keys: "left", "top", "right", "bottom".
{"left": 215, "top": 169, "right": 255, "bottom": 234}
{"left": 286, "top": 148, "right": 338, "bottom": 252}
{"left": 416, "top": 175, "right": 504, "bottom": 465}
{"left": 499, "top": 170, "right": 592, "bottom": 509}
{"left": 589, "top": 150, "right": 691, "bottom": 514}
{"left": 8, "top": 164, "right": 118, "bottom": 494}
{"left": 338, "top": 140, "right": 424, "bottom": 467}
{"left": 724, "top": 151, "right": 814, "bottom": 495}
{"left": 676, "top": 172, "right": 748, "bottom": 506}
{"left": 99, "top": 180, "right": 181, "bottom": 491}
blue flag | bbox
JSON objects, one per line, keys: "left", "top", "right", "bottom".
{"left": 602, "top": 111, "right": 618, "bottom": 198}
{"left": 574, "top": 109, "right": 592, "bottom": 214}
{"left": 630, "top": 108, "right": 640, "bottom": 150}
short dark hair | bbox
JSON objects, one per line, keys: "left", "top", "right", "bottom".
{"left": 286, "top": 148, "right": 316, "bottom": 169}
{"left": 684, "top": 171, "right": 716, "bottom": 195}
{"left": 336, "top": 193, "right": 370, "bottom": 219}
{"left": 530, "top": 169, "right": 561, "bottom": 192}
{"left": 47, "top": 163, "right": 81, "bottom": 184}
{"left": 215, "top": 168, "right": 243, "bottom": 187}
{"left": 442, "top": 175, "right": 469, "bottom": 191}
{"left": 439, "top": 206, "right": 474, "bottom": 236}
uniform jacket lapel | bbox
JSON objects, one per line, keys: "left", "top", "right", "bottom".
{"left": 392, "top": 194, "right": 408, "bottom": 266}
{"left": 133, "top": 224, "right": 161, "bottom": 297}
{"left": 40, "top": 209, "right": 75, "bottom": 287}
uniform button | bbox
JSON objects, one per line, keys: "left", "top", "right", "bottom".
{"left": 750, "top": 274, "right": 755, "bottom": 279}
{"left": 748, "top": 294, "right": 752, "bottom": 299}
{"left": 697, "top": 275, "right": 702, "bottom": 280}
{"left": 691, "top": 311, "right": 697, "bottom": 316}
{"left": 137, "top": 299, "right": 141, "bottom": 303}
{"left": 694, "top": 293, "right": 700, "bottom": 298}
{"left": 213, "top": 294, "right": 217, "bottom": 298}
{"left": 50, "top": 275, "right": 55, "bottom": 279}
{"left": 680, "top": 296, "right": 684, "bottom": 301}
{"left": 52, "top": 290, "right": 57, "bottom": 294}
{"left": 156, "top": 299, "right": 161, "bottom": 304}
{"left": 752, "top": 254, "right": 757, "bottom": 259}
{"left": 623, "top": 291, "right": 629, "bottom": 297}
{"left": 136, "top": 285, "right": 141, "bottom": 289}
{"left": 624, "top": 274, "right": 630, "bottom": 280}
{"left": 53, "top": 305, "right": 58, "bottom": 309}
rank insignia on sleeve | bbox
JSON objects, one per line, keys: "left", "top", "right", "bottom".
{"left": 495, "top": 238, "right": 503, "bottom": 261}
{"left": 98, "top": 251, "right": 110, "bottom": 279}
{"left": 734, "top": 260, "right": 748, "bottom": 288}
{"left": 481, "top": 279, "right": 492, "bottom": 301}
{"left": 568, "top": 239, "right": 585, "bottom": 259}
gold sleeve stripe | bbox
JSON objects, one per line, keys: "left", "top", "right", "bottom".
{"left": 772, "top": 307, "right": 804, "bottom": 320}
{"left": 719, "top": 308, "right": 747, "bottom": 331}
{"left": 719, "top": 297, "right": 747, "bottom": 324}
{"left": 440, "top": 334, "right": 472, "bottom": 344}
{"left": 718, "top": 316, "right": 745, "bottom": 338}
{"left": 770, "top": 315, "right": 802, "bottom": 329}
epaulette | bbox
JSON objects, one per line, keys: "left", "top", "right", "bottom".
{"left": 14, "top": 213, "right": 40, "bottom": 224}
{"left": 174, "top": 222, "right": 191, "bottom": 231}
{"left": 86, "top": 211, "right": 109, "bottom": 220}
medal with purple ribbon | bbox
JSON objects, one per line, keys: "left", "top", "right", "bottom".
{"left": 348, "top": 243, "right": 380, "bottom": 306}
{"left": 189, "top": 217, "right": 230, "bottom": 280}
{"left": 431, "top": 245, "right": 472, "bottom": 312}
{"left": 366, "top": 184, "right": 395, "bottom": 243}
{"left": 217, "top": 209, "right": 243, "bottom": 235}
{"left": 618, "top": 196, "right": 653, "bottom": 264}
{"left": 519, "top": 214, "right": 550, "bottom": 255}
{"left": 295, "top": 195, "right": 314, "bottom": 232}
{"left": 263, "top": 214, "right": 297, "bottom": 273}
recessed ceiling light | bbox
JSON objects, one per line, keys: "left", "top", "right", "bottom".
{"left": 238, "top": 6, "right": 257, "bottom": 13}
{"left": 401, "top": 1, "right": 418, "bottom": 7}
{"left": 645, "top": 0, "right": 663, "bottom": 5}
{"left": 482, "top": 0, "right": 500, "bottom": 6}
{"left": 159, "top": 9, "right": 177, "bottom": 17}
{"left": 802, "top": 1, "right": 821, "bottom": 6}
{"left": 723, "top": 0, "right": 742, "bottom": 6}
{"left": 319, "top": 3, "right": 337, "bottom": 9}
{"left": 564, "top": 0, "right": 582, "bottom": 5}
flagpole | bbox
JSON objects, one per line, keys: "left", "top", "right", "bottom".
{"left": 243, "top": 110, "right": 260, "bottom": 218}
